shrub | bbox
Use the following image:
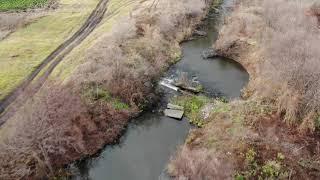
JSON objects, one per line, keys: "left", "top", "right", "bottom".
{"left": 215, "top": 0, "right": 320, "bottom": 130}
{"left": 310, "top": 2, "right": 320, "bottom": 25}
{"left": 0, "top": 85, "right": 88, "bottom": 179}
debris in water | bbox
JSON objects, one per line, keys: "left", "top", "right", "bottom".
{"left": 159, "top": 73, "right": 203, "bottom": 94}
{"left": 159, "top": 79, "right": 179, "bottom": 91}
{"left": 193, "top": 30, "right": 207, "bottom": 37}
{"left": 167, "top": 103, "right": 184, "bottom": 110}
{"left": 192, "top": 76, "right": 199, "bottom": 83}
{"left": 174, "top": 72, "right": 203, "bottom": 94}
{"left": 175, "top": 84, "right": 201, "bottom": 93}
{"left": 164, "top": 103, "right": 184, "bottom": 119}
{"left": 201, "top": 48, "right": 218, "bottom": 59}
{"left": 164, "top": 109, "right": 184, "bottom": 119}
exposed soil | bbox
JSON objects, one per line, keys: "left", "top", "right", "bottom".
{"left": 0, "top": 0, "right": 110, "bottom": 123}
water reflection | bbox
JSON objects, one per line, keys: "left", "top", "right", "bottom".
{"left": 72, "top": 114, "right": 191, "bottom": 180}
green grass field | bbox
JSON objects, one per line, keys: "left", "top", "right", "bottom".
{"left": 0, "top": 0, "right": 136, "bottom": 101}
{"left": 0, "top": 0, "right": 48, "bottom": 11}
{"left": 0, "top": 0, "right": 99, "bottom": 100}
{"left": 52, "top": 0, "right": 139, "bottom": 80}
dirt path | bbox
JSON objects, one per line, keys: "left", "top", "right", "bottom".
{"left": 0, "top": 0, "right": 111, "bottom": 124}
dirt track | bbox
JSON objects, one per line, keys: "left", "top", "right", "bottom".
{"left": 0, "top": 0, "right": 111, "bottom": 124}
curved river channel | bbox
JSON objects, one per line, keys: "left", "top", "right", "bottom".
{"left": 72, "top": 1, "right": 248, "bottom": 179}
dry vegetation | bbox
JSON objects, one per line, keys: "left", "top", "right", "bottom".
{"left": 0, "top": 0, "right": 210, "bottom": 178}
{"left": 0, "top": 0, "right": 99, "bottom": 100}
{"left": 0, "top": 12, "right": 45, "bottom": 40}
{"left": 170, "top": 99, "right": 320, "bottom": 179}
{"left": 170, "top": 0, "right": 320, "bottom": 179}
{"left": 169, "top": 147, "right": 234, "bottom": 179}
{"left": 0, "top": 0, "right": 57, "bottom": 40}
{"left": 215, "top": 0, "right": 320, "bottom": 132}
{"left": 0, "top": 13, "right": 27, "bottom": 39}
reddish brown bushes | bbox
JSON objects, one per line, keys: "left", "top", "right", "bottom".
{"left": 0, "top": 85, "right": 87, "bottom": 178}
{"left": 310, "top": 2, "right": 320, "bottom": 25}
{"left": 0, "top": 82, "right": 131, "bottom": 179}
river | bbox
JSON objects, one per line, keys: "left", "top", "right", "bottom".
{"left": 71, "top": 0, "right": 248, "bottom": 179}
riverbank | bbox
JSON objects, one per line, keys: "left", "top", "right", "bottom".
{"left": 71, "top": 1, "right": 248, "bottom": 178}
{"left": 0, "top": 0, "right": 215, "bottom": 178}
{"left": 169, "top": 0, "right": 320, "bottom": 179}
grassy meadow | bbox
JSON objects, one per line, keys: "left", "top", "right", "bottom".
{"left": 0, "top": 0, "right": 48, "bottom": 11}
{"left": 0, "top": 0, "right": 99, "bottom": 100}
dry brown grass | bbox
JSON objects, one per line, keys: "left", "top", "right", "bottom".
{"left": 168, "top": 100, "right": 259, "bottom": 179}
{"left": 170, "top": 0, "right": 320, "bottom": 179}
{"left": 169, "top": 147, "right": 234, "bottom": 180}
{"left": 0, "top": 13, "right": 24, "bottom": 38}
{"left": 259, "top": 0, "right": 320, "bottom": 128}
{"left": 215, "top": 0, "right": 320, "bottom": 132}
{"left": 169, "top": 99, "right": 320, "bottom": 179}
{"left": 0, "top": 12, "right": 43, "bottom": 39}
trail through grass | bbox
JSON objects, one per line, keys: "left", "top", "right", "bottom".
{"left": 0, "top": 0, "right": 99, "bottom": 100}
{"left": 51, "top": 0, "right": 139, "bottom": 80}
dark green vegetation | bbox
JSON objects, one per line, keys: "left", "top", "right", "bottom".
{"left": 83, "top": 85, "right": 129, "bottom": 110}
{"left": 171, "top": 95, "right": 210, "bottom": 127}
{"left": 235, "top": 149, "right": 288, "bottom": 179}
{"left": 0, "top": 0, "right": 48, "bottom": 11}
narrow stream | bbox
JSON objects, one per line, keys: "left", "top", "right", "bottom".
{"left": 72, "top": 1, "right": 248, "bottom": 179}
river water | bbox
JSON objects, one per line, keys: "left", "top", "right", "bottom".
{"left": 72, "top": 1, "right": 248, "bottom": 179}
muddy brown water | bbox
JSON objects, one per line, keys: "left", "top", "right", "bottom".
{"left": 71, "top": 1, "right": 248, "bottom": 179}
